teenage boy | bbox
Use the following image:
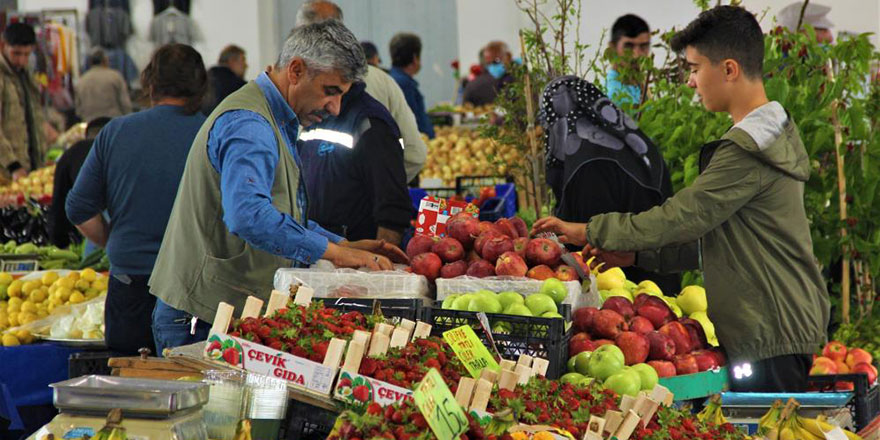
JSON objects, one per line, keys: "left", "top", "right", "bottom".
{"left": 533, "top": 5, "right": 829, "bottom": 392}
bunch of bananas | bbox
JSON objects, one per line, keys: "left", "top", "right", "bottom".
{"left": 93, "top": 409, "right": 128, "bottom": 440}
{"left": 696, "top": 394, "right": 727, "bottom": 425}
{"left": 759, "top": 399, "right": 862, "bottom": 440}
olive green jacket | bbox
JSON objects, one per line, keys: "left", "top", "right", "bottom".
{"left": 587, "top": 102, "right": 830, "bottom": 363}
{"left": 0, "top": 55, "right": 46, "bottom": 181}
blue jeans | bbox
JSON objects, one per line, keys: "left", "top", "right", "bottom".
{"left": 151, "top": 299, "right": 211, "bottom": 356}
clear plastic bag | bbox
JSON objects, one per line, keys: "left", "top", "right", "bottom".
{"left": 274, "top": 264, "right": 431, "bottom": 300}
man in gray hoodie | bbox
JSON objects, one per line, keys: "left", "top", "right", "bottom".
{"left": 534, "top": 5, "right": 830, "bottom": 392}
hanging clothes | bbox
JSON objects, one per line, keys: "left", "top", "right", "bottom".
{"left": 152, "top": 0, "right": 191, "bottom": 15}
{"left": 88, "top": 0, "right": 131, "bottom": 12}
{"left": 149, "top": 6, "right": 199, "bottom": 46}
{"left": 85, "top": 6, "right": 132, "bottom": 49}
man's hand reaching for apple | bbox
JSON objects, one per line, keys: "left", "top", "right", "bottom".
{"left": 583, "top": 243, "right": 636, "bottom": 271}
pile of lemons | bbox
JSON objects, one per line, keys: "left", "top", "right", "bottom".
{"left": 0, "top": 269, "right": 107, "bottom": 346}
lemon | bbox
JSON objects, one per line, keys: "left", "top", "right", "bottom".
{"left": 91, "top": 278, "right": 108, "bottom": 291}
{"left": 75, "top": 279, "right": 91, "bottom": 290}
{"left": 7, "top": 297, "right": 22, "bottom": 313}
{"left": 69, "top": 291, "right": 85, "bottom": 304}
{"left": 49, "top": 297, "right": 63, "bottom": 307}
{"left": 69, "top": 329, "right": 83, "bottom": 339}
{"left": 36, "top": 310, "right": 48, "bottom": 319}
{"left": 41, "top": 271, "right": 59, "bottom": 286}
{"left": 80, "top": 268, "right": 97, "bottom": 283}
{"left": 7, "top": 280, "right": 22, "bottom": 298}
{"left": 0, "top": 312, "right": 8, "bottom": 328}
{"left": 0, "top": 272, "right": 12, "bottom": 285}
{"left": 15, "top": 329, "right": 33, "bottom": 344}
{"left": 2, "top": 334, "right": 20, "bottom": 346}
{"left": 57, "top": 287, "right": 72, "bottom": 301}
{"left": 20, "top": 301, "right": 37, "bottom": 314}
{"left": 47, "top": 303, "right": 56, "bottom": 314}
{"left": 57, "top": 277, "right": 75, "bottom": 290}
{"left": 29, "top": 289, "right": 47, "bottom": 303}
{"left": 21, "top": 280, "right": 40, "bottom": 296}
{"left": 18, "top": 311, "right": 36, "bottom": 325}
{"left": 48, "top": 283, "right": 59, "bottom": 295}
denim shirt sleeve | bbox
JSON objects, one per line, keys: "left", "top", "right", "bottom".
{"left": 66, "top": 130, "right": 109, "bottom": 225}
{"left": 307, "top": 220, "right": 344, "bottom": 243}
{"left": 207, "top": 110, "right": 330, "bottom": 264}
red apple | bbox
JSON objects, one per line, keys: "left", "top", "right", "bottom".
{"left": 495, "top": 218, "right": 519, "bottom": 239}
{"left": 846, "top": 348, "right": 873, "bottom": 369}
{"left": 513, "top": 237, "right": 529, "bottom": 259}
{"left": 410, "top": 252, "right": 442, "bottom": 281}
{"left": 647, "top": 360, "right": 677, "bottom": 378}
{"left": 555, "top": 265, "right": 578, "bottom": 281}
{"left": 646, "top": 331, "right": 676, "bottom": 361}
{"left": 659, "top": 322, "right": 692, "bottom": 355}
{"left": 616, "top": 331, "right": 650, "bottom": 365}
{"left": 474, "top": 232, "right": 500, "bottom": 256}
{"left": 708, "top": 348, "right": 727, "bottom": 367}
{"left": 823, "top": 341, "right": 848, "bottom": 362}
{"left": 447, "top": 216, "right": 479, "bottom": 248}
{"left": 570, "top": 252, "right": 590, "bottom": 276}
{"left": 440, "top": 260, "right": 468, "bottom": 279}
{"left": 495, "top": 252, "right": 528, "bottom": 277}
{"left": 526, "top": 265, "right": 556, "bottom": 281}
{"left": 573, "top": 307, "right": 598, "bottom": 333}
{"left": 602, "top": 296, "right": 635, "bottom": 321}
{"left": 525, "top": 238, "right": 562, "bottom": 267}
{"left": 406, "top": 235, "right": 437, "bottom": 260}
{"left": 477, "top": 221, "right": 505, "bottom": 237}
{"left": 836, "top": 381, "right": 855, "bottom": 391}
{"left": 679, "top": 318, "right": 709, "bottom": 351}
{"left": 466, "top": 259, "right": 496, "bottom": 278}
{"left": 569, "top": 332, "right": 595, "bottom": 356}
{"left": 593, "top": 339, "right": 615, "bottom": 348}
{"left": 510, "top": 217, "right": 529, "bottom": 238}
{"left": 592, "top": 309, "right": 628, "bottom": 339}
{"left": 634, "top": 296, "right": 673, "bottom": 329}
{"left": 466, "top": 249, "right": 482, "bottom": 263}
{"left": 693, "top": 350, "right": 720, "bottom": 372}
{"left": 482, "top": 236, "right": 514, "bottom": 264}
{"left": 852, "top": 362, "right": 878, "bottom": 385}
{"left": 810, "top": 356, "right": 838, "bottom": 375}
{"left": 673, "top": 354, "right": 699, "bottom": 375}
{"left": 628, "top": 316, "right": 654, "bottom": 335}
{"left": 836, "top": 360, "right": 851, "bottom": 374}
{"left": 432, "top": 237, "right": 465, "bottom": 263}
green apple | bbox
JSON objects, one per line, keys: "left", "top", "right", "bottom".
{"left": 623, "top": 279, "right": 638, "bottom": 292}
{"left": 567, "top": 355, "right": 578, "bottom": 372}
{"left": 540, "top": 278, "right": 568, "bottom": 304}
{"left": 587, "top": 345, "right": 625, "bottom": 381}
{"left": 524, "top": 293, "right": 557, "bottom": 316}
{"left": 689, "top": 311, "right": 716, "bottom": 341}
{"left": 578, "top": 376, "right": 595, "bottom": 387}
{"left": 468, "top": 295, "right": 503, "bottom": 314}
{"left": 630, "top": 363, "right": 659, "bottom": 391}
{"left": 637, "top": 280, "right": 663, "bottom": 296}
{"left": 497, "top": 291, "right": 525, "bottom": 310}
{"left": 541, "top": 311, "right": 563, "bottom": 319}
{"left": 451, "top": 294, "right": 475, "bottom": 311}
{"left": 668, "top": 301, "right": 683, "bottom": 318}
{"left": 677, "top": 285, "right": 707, "bottom": 315}
{"left": 475, "top": 289, "right": 497, "bottom": 301}
{"left": 605, "top": 371, "right": 641, "bottom": 396}
{"left": 504, "top": 304, "right": 533, "bottom": 316}
{"left": 493, "top": 322, "right": 512, "bottom": 333}
{"left": 560, "top": 372, "right": 586, "bottom": 385}
{"left": 593, "top": 344, "right": 625, "bottom": 365}
{"left": 442, "top": 294, "right": 461, "bottom": 309}
{"left": 596, "top": 267, "right": 626, "bottom": 290}
{"left": 573, "top": 351, "right": 592, "bottom": 375}
{"left": 607, "top": 287, "right": 633, "bottom": 301}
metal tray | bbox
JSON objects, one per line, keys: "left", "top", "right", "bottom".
{"left": 41, "top": 336, "right": 107, "bottom": 348}
{"left": 51, "top": 375, "right": 210, "bottom": 415}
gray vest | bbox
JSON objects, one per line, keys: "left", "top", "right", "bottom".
{"left": 149, "top": 81, "right": 302, "bottom": 322}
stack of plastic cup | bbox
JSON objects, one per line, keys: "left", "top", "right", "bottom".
{"left": 245, "top": 373, "right": 289, "bottom": 440}
{"left": 202, "top": 370, "right": 246, "bottom": 440}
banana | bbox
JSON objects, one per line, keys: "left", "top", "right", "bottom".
{"left": 765, "top": 427, "right": 779, "bottom": 440}
{"left": 93, "top": 409, "right": 127, "bottom": 440}
{"left": 758, "top": 401, "right": 783, "bottom": 434}
{"left": 800, "top": 416, "right": 863, "bottom": 440}
{"left": 778, "top": 426, "right": 795, "bottom": 440}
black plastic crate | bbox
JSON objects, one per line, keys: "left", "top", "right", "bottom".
{"left": 808, "top": 373, "right": 880, "bottom": 431}
{"left": 282, "top": 398, "right": 340, "bottom": 440}
{"left": 455, "top": 175, "right": 514, "bottom": 198}
{"left": 316, "top": 297, "right": 422, "bottom": 324}
{"left": 68, "top": 351, "right": 117, "bottom": 378}
{"left": 421, "top": 303, "right": 571, "bottom": 379}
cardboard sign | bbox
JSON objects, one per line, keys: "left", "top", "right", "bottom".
{"left": 413, "top": 368, "right": 469, "bottom": 440}
{"left": 442, "top": 325, "right": 500, "bottom": 378}
{"left": 414, "top": 196, "right": 474, "bottom": 237}
{"left": 334, "top": 370, "right": 414, "bottom": 407}
{"left": 204, "top": 331, "right": 336, "bottom": 395}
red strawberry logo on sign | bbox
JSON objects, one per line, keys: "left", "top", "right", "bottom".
{"left": 352, "top": 385, "right": 371, "bottom": 402}
{"left": 223, "top": 347, "right": 240, "bottom": 366}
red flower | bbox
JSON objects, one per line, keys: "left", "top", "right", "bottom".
{"left": 451, "top": 60, "right": 460, "bottom": 70}
{"left": 470, "top": 65, "right": 483, "bottom": 76}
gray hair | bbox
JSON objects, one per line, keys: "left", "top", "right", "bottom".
{"left": 276, "top": 19, "right": 366, "bottom": 83}
{"left": 295, "top": 0, "right": 342, "bottom": 27}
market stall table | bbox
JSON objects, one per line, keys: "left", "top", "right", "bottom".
{"left": 0, "top": 342, "right": 84, "bottom": 432}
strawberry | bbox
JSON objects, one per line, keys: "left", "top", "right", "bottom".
{"left": 366, "top": 402, "right": 382, "bottom": 416}
{"left": 222, "top": 347, "right": 239, "bottom": 366}
{"left": 257, "top": 325, "right": 272, "bottom": 339}
{"left": 207, "top": 340, "right": 222, "bottom": 351}
{"left": 352, "top": 385, "right": 370, "bottom": 402}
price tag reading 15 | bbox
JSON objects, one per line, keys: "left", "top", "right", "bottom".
{"left": 413, "top": 368, "right": 468, "bottom": 440}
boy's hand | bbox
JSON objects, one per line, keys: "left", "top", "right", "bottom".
{"left": 531, "top": 216, "right": 588, "bottom": 246}
{"left": 584, "top": 243, "right": 635, "bottom": 270}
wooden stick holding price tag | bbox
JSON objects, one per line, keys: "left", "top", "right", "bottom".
{"left": 323, "top": 338, "right": 346, "bottom": 368}
{"left": 264, "top": 290, "right": 290, "bottom": 317}
{"left": 530, "top": 358, "right": 549, "bottom": 377}
{"left": 613, "top": 410, "right": 641, "bottom": 440}
{"left": 454, "top": 377, "right": 476, "bottom": 407}
{"left": 240, "top": 296, "right": 264, "bottom": 319}
{"left": 469, "top": 378, "right": 493, "bottom": 412}
{"left": 368, "top": 332, "right": 391, "bottom": 356}
{"left": 479, "top": 368, "right": 498, "bottom": 384}
{"left": 499, "top": 369, "right": 519, "bottom": 391}
{"left": 293, "top": 285, "right": 314, "bottom": 305}
{"left": 389, "top": 327, "right": 410, "bottom": 348}
{"left": 211, "top": 302, "right": 235, "bottom": 334}
{"left": 499, "top": 359, "right": 516, "bottom": 371}
{"left": 342, "top": 340, "right": 365, "bottom": 373}
{"left": 412, "top": 321, "right": 432, "bottom": 340}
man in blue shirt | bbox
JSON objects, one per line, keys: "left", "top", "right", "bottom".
{"left": 605, "top": 14, "right": 652, "bottom": 106}
{"left": 389, "top": 33, "right": 434, "bottom": 139}
{"left": 149, "top": 20, "right": 407, "bottom": 354}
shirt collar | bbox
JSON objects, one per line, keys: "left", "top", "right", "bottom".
{"left": 255, "top": 71, "right": 299, "bottom": 128}
{"left": 391, "top": 66, "right": 417, "bottom": 86}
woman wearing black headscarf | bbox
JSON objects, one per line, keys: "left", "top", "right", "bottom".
{"left": 542, "top": 76, "right": 682, "bottom": 295}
